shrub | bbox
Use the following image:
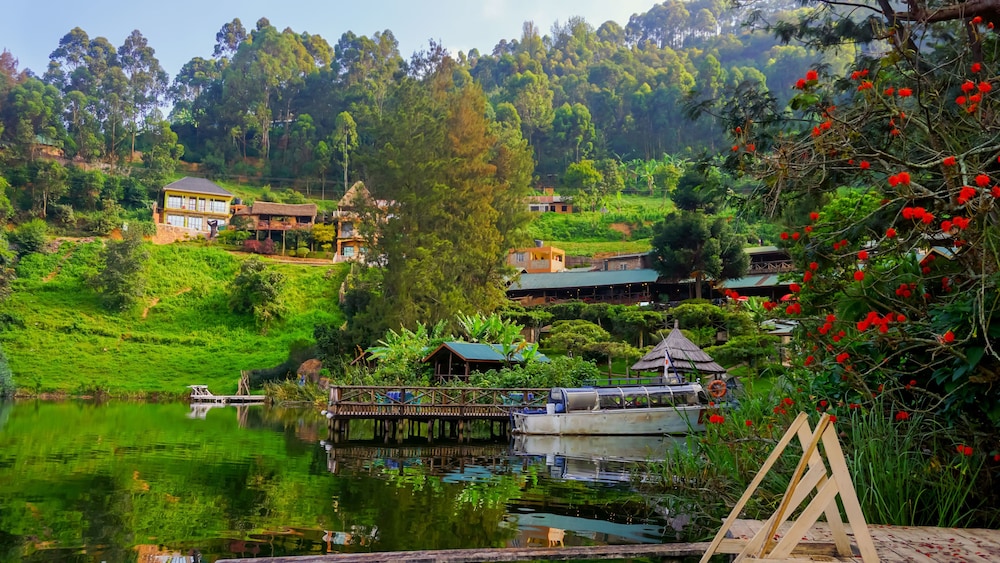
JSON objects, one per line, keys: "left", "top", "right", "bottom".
{"left": 9, "top": 219, "right": 48, "bottom": 256}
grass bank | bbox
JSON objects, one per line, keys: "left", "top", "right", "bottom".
{"left": 1, "top": 241, "right": 347, "bottom": 397}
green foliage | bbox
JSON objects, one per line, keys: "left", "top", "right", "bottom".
{"left": 469, "top": 356, "right": 600, "bottom": 389}
{"left": 651, "top": 211, "right": 749, "bottom": 298}
{"left": 365, "top": 321, "right": 451, "bottom": 385}
{"left": 544, "top": 319, "right": 611, "bottom": 356}
{"left": 0, "top": 343, "right": 13, "bottom": 397}
{"left": 704, "top": 334, "right": 780, "bottom": 369}
{"left": 228, "top": 257, "right": 287, "bottom": 333}
{"left": 9, "top": 218, "right": 48, "bottom": 256}
{"left": 89, "top": 229, "right": 149, "bottom": 311}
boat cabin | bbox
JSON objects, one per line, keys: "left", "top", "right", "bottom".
{"left": 547, "top": 384, "right": 703, "bottom": 413}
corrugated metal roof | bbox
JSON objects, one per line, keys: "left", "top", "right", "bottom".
{"left": 716, "top": 274, "right": 792, "bottom": 290}
{"left": 423, "top": 342, "right": 550, "bottom": 363}
{"left": 509, "top": 269, "right": 660, "bottom": 291}
{"left": 162, "top": 177, "right": 233, "bottom": 197}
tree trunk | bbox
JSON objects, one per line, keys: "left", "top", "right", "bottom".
{"left": 695, "top": 272, "right": 703, "bottom": 300}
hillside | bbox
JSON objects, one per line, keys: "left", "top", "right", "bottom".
{"left": 0, "top": 241, "right": 348, "bottom": 396}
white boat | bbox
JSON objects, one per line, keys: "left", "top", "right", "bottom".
{"left": 510, "top": 384, "right": 709, "bottom": 435}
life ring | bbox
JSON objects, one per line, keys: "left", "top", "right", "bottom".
{"left": 707, "top": 379, "right": 728, "bottom": 398}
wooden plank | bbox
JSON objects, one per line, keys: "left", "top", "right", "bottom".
{"left": 219, "top": 542, "right": 716, "bottom": 562}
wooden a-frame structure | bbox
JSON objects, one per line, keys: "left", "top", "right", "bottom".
{"left": 701, "top": 412, "right": 880, "bottom": 562}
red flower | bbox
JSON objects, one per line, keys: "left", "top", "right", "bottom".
{"left": 957, "top": 445, "right": 973, "bottom": 456}
{"left": 898, "top": 87, "right": 912, "bottom": 97}
{"left": 895, "top": 411, "right": 910, "bottom": 421}
{"left": 943, "top": 330, "right": 956, "bottom": 343}
{"left": 858, "top": 250, "right": 869, "bottom": 260}
{"left": 886, "top": 227, "right": 896, "bottom": 238}
{"left": 972, "top": 63, "right": 982, "bottom": 73}
{"left": 957, "top": 96, "right": 967, "bottom": 105}
{"left": 854, "top": 270, "right": 865, "bottom": 281}
{"left": 809, "top": 262, "right": 819, "bottom": 271}
{"left": 941, "top": 220, "right": 953, "bottom": 232}
{"left": 962, "top": 80, "right": 976, "bottom": 93}
{"left": 897, "top": 314, "right": 906, "bottom": 322}
{"left": 943, "top": 156, "right": 957, "bottom": 166}
{"left": 747, "top": 143, "right": 756, "bottom": 152}
{"left": 858, "top": 81, "right": 873, "bottom": 91}
{"left": 745, "top": 419, "right": 753, "bottom": 427}
{"left": 884, "top": 87, "right": 895, "bottom": 96}
{"left": 820, "top": 400, "right": 828, "bottom": 407}
{"left": 792, "top": 232, "right": 801, "bottom": 241}
{"left": 958, "top": 185, "right": 978, "bottom": 204}
{"left": 810, "top": 211, "right": 820, "bottom": 221}
{"left": 836, "top": 352, "right": 850, "bottom": 363}
{"left": 732, "top": 145, "right": 739, "bottom": 152}
{"left": 804, "top": 225, "right": 813, "bottom": 233}
{"left": 806, "top": 70, "right": 818, "bottom": 81}
{"left": 780, "top": 232, "right": 789, "bottom": 240}
{"left": 803, "top": 271, "right": 813, "bottom": 283}
{"left": 972, "top": 16, "right": 983, "bottom": 24}
{"left": 795, "top": 78, "right": 807, "bottom": 89}
{"left": 783, "top": 397, "right": 794, "bottom": 406}
{"left": 860, "top": 160, "right": 871, "bottom": 169}
{"left": 708, "top": 414, "right": 725, "bottom": 424}
{"left": 804, "top": 355, "right": 815, "bottom": 366}
{"left": 979, "top": 81, "right": 992, "bottom": 93}
{"left": 829, "top": 415, "right": 837, "bottom": 422}
{"left": 975, "top": 174, "right": 991, "bottom": 187}
{"left": 790, "top": 283, "right": 801, "bottom": 293}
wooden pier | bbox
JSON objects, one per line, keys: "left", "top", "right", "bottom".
{"left": 188, "top": 385, "right": 267, "bottom": 405}
{"left": 324, "top": 386, "right": 548, "bottom": 443}
{"left": 217, "top": 519, "right": 1000, "bottom": 562}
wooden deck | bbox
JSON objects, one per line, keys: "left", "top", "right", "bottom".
{"left": 188, "top": 385, "right": 266, "bottom": 405}
{"left": 218, "top": 519, "right": 1000, "bottom": 562}
{"left": 326, "top": 386, "right": 549, "bottom": 420}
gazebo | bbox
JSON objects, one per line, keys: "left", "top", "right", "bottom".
{"left": 631, "top": 321, "right": 728, "bottom": 383}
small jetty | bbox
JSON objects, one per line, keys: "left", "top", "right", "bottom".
{"left": 324, "top": 385, "right": 548, "bottom": 442}
{"left": 187, "top": 384, "right": 266, "bottom": 405}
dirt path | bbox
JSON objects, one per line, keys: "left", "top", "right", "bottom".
{"left": 141, "top": 287, "right": 192, "bottom": 319}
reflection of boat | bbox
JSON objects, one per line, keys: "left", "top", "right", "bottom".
{"left": 507, "top": 512, "right": 663, "bottom": 544}
{"left": 511, "top": 384, "right": 708, "bottom": 435}
{"left": 513, "top": 434, "right": 683, "bottom": 462}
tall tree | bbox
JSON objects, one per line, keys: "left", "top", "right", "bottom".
{"left": 651, "top": 211, "right": 748, "bottom": 299}
{"left": 332, "top": 111, "right": 357, "bottom": 192}
{"left": 118, "top": 30, "right": 167, "bottom": 156}
{"left": 357, "top": 54, "right": 533, "bottom": 333}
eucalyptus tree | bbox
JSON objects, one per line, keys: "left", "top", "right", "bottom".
{"left": 118, "top": 29, "right": 168, "bottom": 156}
{"left": 332, "top": 111, "right": 357, "bottom": 192}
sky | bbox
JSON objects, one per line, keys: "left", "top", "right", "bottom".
{"left": 2, "top": 0, "right": 657, "bottom": 79}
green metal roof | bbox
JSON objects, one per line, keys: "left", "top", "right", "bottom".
{"left": 715, "top": 274, "right": 792, "bottom": 290}
{"left": 509, "top": 269, "right": 660, "bottom": 291}
{"left": 424, "top": 342, "right": 549, "bottom": 363}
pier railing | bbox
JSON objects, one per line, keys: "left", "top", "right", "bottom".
{"left": 327, "top": 385, "right": 548, "bottom": 419}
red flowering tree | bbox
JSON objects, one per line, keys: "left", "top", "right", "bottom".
{"left": 721, "top": 4, "right": 1000, "bottom": 430}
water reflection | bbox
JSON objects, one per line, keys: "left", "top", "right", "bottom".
{"left": 0, "top": 401, "right": 684, "bottom": 561}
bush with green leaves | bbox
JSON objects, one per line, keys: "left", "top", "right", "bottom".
{"left": 9, "top": 219, "right": 48, "bottom": 256}
{"left": 228, "top": 257, "right": 287, "bottom": 332}
{"left": 89, "top": 229, "right": 149, "bottom": 311}
{"left": 469, "top": 356, "right": 600, "bottom": 389}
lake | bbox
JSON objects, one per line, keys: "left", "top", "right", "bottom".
{"left": 0, "top": 401, "right": 697, "bottom": 562}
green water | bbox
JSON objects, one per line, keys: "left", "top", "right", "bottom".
{"left": 0, "top": 401, "right": 674, "bottom": 562}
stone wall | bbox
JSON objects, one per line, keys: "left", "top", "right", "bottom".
{"left": 152, "top": 223, "right": 205, "bottom": 245}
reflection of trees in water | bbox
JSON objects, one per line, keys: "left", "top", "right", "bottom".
{"left": 0, "top": 401, "right": 10, "bottom": 432}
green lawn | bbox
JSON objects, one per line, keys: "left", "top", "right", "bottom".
{"left": 1, "top": 241, "right": 347, "bottom": 397}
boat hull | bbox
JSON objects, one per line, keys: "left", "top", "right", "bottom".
{"left": 511, "top": 406, "right": 706, "bottom": 435}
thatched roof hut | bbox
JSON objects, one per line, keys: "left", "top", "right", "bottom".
{"left": 631, "top": 321, "right": 727, "bottom": 383}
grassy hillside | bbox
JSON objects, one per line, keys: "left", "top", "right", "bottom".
{"left": 1, "top": 241, "right": 347, "bottom": 396}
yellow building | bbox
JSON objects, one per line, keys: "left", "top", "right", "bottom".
{"left": 508, "top": 242, "right": 566, "bottom": 273}
{"left": 159, "top": 177, "right": 233, "bottom": 233}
